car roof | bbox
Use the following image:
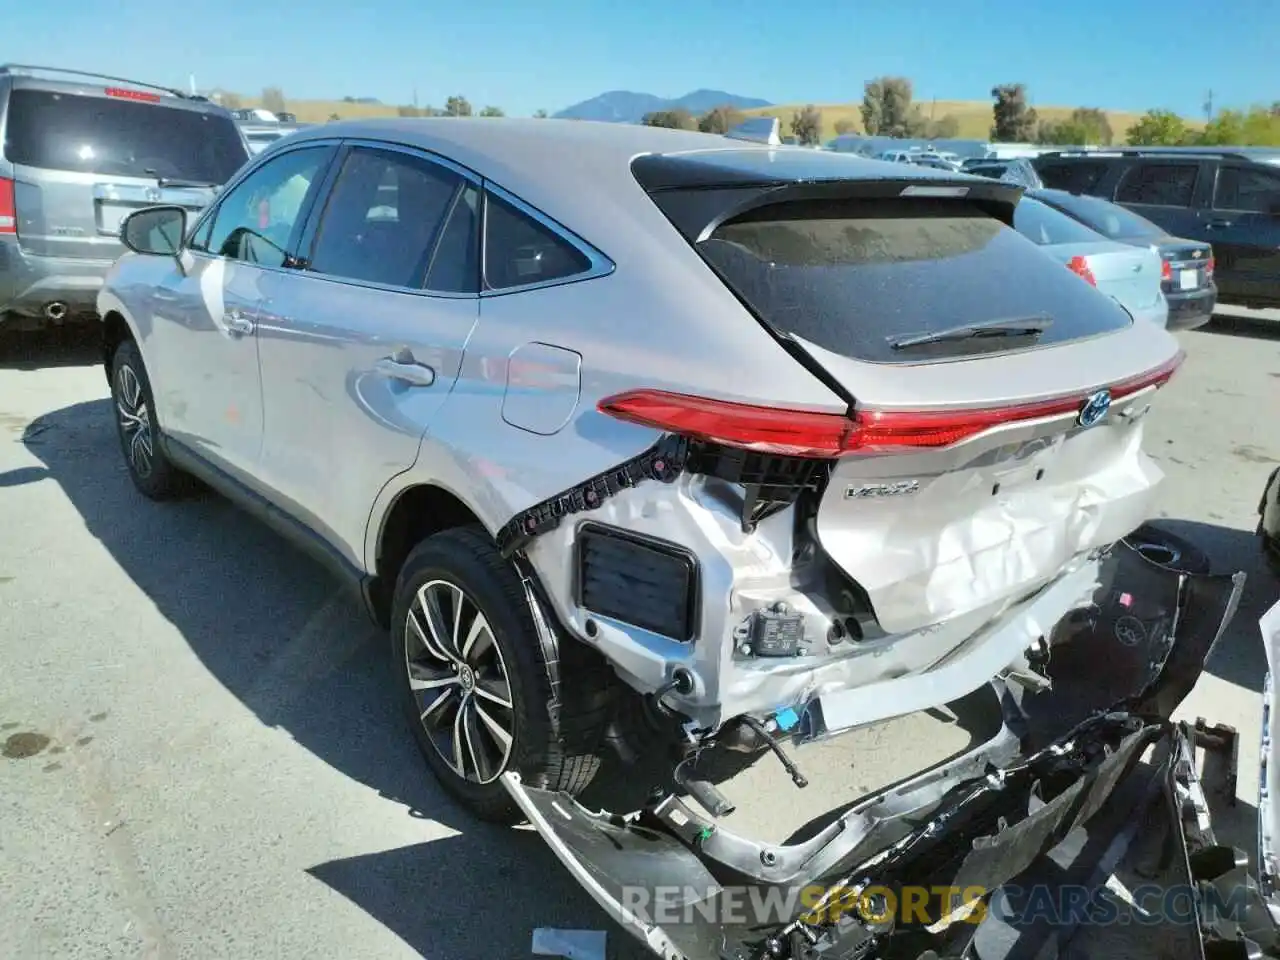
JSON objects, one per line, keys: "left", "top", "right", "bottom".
{"left": 277, "top": 117, "right": 975, "bottom": 250}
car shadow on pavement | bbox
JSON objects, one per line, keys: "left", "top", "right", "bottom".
{"left": 1149, "top": 518, "right": 1276, "bottom": 694}
{"left": 0, "top": 324, "right": 101, "bottom": 370}
{"left": 1196, "top": 311, "right": 1280, "bottom": 343}
{"left": 16, "top": 396, "right": 652, "bottom": 956}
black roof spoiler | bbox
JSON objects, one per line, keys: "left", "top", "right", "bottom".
{"left": 0, "top": 64, "right": 207, "bottom": 101}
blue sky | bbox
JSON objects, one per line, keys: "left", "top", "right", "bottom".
{"left": 8, "top": 0, "right": 1276, "bottom": 119}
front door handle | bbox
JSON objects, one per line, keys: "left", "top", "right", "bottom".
{"left": 375, "top": 356, "right": 436, "bottom": 387}
{"left": 224, "top": 308, "right": 254, "bottom": 335}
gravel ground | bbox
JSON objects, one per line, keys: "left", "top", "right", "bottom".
{"left": 0, "top": 309, "right": 1277, "bottom": 960}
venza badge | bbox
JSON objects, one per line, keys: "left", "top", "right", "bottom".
{"left": 1077, "top": 389, "right": 1112, "bottom": 428}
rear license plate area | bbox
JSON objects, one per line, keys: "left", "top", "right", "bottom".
{"left": 96, "top": 202, "right": 136, "bottom": 236}
{"left": 1179, "top": 268, "right": 1200, "bottom": 290}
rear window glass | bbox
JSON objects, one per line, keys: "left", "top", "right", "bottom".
{"left": 1037, "top": 191, "right": 1164, "bottom": 240}
{"left": 3, "top": 88, "right": 248, "bottom": 184}
{"left": 1115, "top": 163, "right": 1198, "bottom": 207}
{"left": 1034, "top": 160, "right": 1108, "bottom": 194}
{"left": 1012, "top": 196, "right": 1101, "bottom": 245}
{"left": 694, "top": 197, "right": 1133, "bottom": 364}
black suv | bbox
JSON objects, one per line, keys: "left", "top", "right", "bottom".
{"left": 1032, "top": 148, "right": 1280, "bottom": 310}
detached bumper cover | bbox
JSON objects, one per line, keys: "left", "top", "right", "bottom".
{"left": 504, "top": 541, "right": 1253, "bottom": 960}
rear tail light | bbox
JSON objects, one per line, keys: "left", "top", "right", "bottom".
{"left": 1161, "top": 259, "right": 1173, "bottom": 282}
{"left": 105, "top": 86, "right": 162, "bottom": 103}
{"left": 0, "top": 177, "right": 16, "bottom": 235}
{"left": 1205, "top": 255, "right": 1215, "bottom": 277}
{"left": 598, "top": 351, "right": 1185, "bottom": 458}
{"left": 1066, "top": 255, "right": 1097, "bottom": 286}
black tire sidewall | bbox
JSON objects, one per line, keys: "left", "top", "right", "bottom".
{"left": 389, "top": 529, "right": 555, "bottom": 820}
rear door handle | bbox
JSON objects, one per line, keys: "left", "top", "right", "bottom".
{"left": 1206, "top": 219, "right": 1234, "bottom": 229}
{"left": 224, "top": 308, "right": 254, "bottom": 335}
{"left": 375, "top": 356, "right": 436, "bottom": 387}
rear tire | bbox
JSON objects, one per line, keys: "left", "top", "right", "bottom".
{"left": 109, "top": 339, "right": 185, "bottom": 500}
{"left": 390, "top": 526, "right": 617, "bottom": 823}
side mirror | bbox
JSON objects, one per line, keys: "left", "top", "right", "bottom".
{"left": 121, "top": 205, "right": 188, "bottom": 257}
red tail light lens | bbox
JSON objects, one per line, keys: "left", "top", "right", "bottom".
{"left": 1205, "top": 255, "right": 1215, "bottom": 277}
{"left": 1066, "top": 255, "right": 1097, "bottom": 286}
{"left": 598, "top": 351, "right": 1185, "bottom": 458}
{"left": 0, "top": 177, "right": 16, "bottom": 235}
{"left": 1160, "top": 259, "right": 1173, "bottom": 282}
{"left": 105, "top": 86, "right": 162, "bottom": 103}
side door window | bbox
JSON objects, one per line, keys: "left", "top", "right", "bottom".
{"left": 482, "top": 190, "right": 594, "bottom": 291}
{"left": 1035, "top": 160, "right": 1109, "bottom": 194}
{"left": 1213, "top": 165, "right": 1280, "bottom": 215}
{"left": 304, "top": 146, "right": 478, "bottom": 291}
{"left": 1115, "top": 162, "right": 1199, "bottom": 207}
{"left": 189, "top": 146, "right": 332, "bottom": 268}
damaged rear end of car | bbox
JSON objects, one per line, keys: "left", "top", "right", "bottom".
{"left": 495, "top": 147, "right": 1244, "bottom": 959}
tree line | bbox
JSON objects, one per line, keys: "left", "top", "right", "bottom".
{"left": 642, "top": 77, "right": 1280, "bottom": 148}
{"left": 219, "top": 89, "right": 550, "bottom": 122}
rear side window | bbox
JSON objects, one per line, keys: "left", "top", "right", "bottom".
{"left": 1115, "top": 163, "right": 1198, "bottom": 207}
{"left": 3, "top": 88, "right": 248, "bottom": 184}
{"left": 1034, "top": 161, "right": 1108, "bottom": 194}
{"left": 693, "top": 197, "right": 1133, "bottom": 365}
{"left": 483, "top": 192, "right": 591, "bottom": 290}
{"left": 1213, "top": 165, "right": 1280, "bottom": 214}
{"left": 1012, "top": 197, "right": 1101, "bottom": 245}
{"left": 1036, "top": 191, "right": 1165, "bottom": 241}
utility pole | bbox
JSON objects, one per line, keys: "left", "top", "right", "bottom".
{"left": 413, "top": 86, "right": 419, "bottom": 109}
{"left": 1203, "top": 89, "right": 1214, "bottom": 123}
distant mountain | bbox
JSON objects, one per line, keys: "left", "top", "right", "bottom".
{"left": 554, "top": 88, "right": 772, "bottom": 123}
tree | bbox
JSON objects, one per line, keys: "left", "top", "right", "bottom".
{"left": 990, "top": 84, "right": 1038, "bottom": 142}
{"left": 861, "top": 77, "right": 923, "bottom": 137}
{"left": 924, "top": 114, "right": 960, "bottom": 139}
{"left": 790, "top": 105, "right": 823, "bottom": 145}
{"left": 261, "top": 87, "right": 287, "bottom": 114}
{"left": 1036, "top": 108, "right": 1113, "bottom": 146}
{"left": 219, "top": 92, "right": 243, "bottom": 110}
{"left": 833, "top": 117, "right": 859, "bottom": 135}
{"left": 327, "top": 113, "right": 341, "bottom": 122}
{"left": 697, "top": 105, "right": 746, "bottom": 134}
{"left": 1194, "top": 106, "right": 1280, "bottom": 146}
{"left": 1125, "top": 109, "right": 1190, "bottom": 146}
{"left": 397, "top": 104, "right": 421, "bottom": 117}
{"left": 445, "top": 95, "right": 473, "bottom": 117}
{"left": 533, "top": 109, "right": 549, "bottom": 119}
{"left": 641, "top": 109, "right": 694, "bottom": 129}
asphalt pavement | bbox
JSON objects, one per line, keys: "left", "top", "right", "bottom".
{"left": 1, "top": 308, "right": 1278, "bottom": 960}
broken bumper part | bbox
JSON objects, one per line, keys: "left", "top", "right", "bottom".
{"left": 505, "top": 543, "right": 1251, "bottom": 960}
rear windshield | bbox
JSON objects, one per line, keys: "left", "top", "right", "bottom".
{"left": 694, "top": 196, "right": 1133, "bottom": 364}
{"left": 4, "top": 88, "right": 249, "bottom": 184}
{"left": 1012, "top": 196, "right": 1102, "bottom": 246}
{"left": 1036, "top": 191, "right": 1165, "bottom": 241}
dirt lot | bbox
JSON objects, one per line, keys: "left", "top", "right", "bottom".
{"left": 1, "top": 311, "right": 1277, "bottom": 960}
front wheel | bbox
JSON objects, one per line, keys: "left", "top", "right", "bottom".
{"left": 390, "top": 526, "right": 616, "bottom": 823}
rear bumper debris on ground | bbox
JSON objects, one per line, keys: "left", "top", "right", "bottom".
{"left": 505, "top": 539, "right": 1280, "bottom": 960}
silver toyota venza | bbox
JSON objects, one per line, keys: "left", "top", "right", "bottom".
{"left": 100, "top": 118, "right": 1186, "bottom": 834}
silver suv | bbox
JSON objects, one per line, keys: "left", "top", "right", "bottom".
{"left": 99, "top": 118, "right": 1186, "bottom": 830}
{"left": 0, "top": 64, "right": 250, "bottom": 331}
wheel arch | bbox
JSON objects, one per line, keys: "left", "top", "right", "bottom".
{"left": 100, "top": 309, "right": 136, "bottom": 385}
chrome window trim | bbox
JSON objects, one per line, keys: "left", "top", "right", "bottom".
{"left": 298, "top": 138, "right": 483, "bottom": 299}
{"left": 479, "top": 181, "right": 615, "bottom": 298}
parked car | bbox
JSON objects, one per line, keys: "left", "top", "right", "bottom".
{"left": 1030, "top": 188, "right": 1216, "bottom": 329}
{"left": 0, "top": 64, "right": 250, "bottom": 332}
{"left": 908, "top": 154, "right": 962, "bottom": 172}
{"left": 963, "top": 159, "right": 1012, "bottom": 178}
{"left": 1011, "top": 192, "right": 1169, "bottom": 327}
{"left": 1032, "top": 148, "right": 1280, "bottom": 309}
{"left": 240, "top": 124, "right": 304, "bottom": 155}
{"left": 99, "top": 119, "right": 1190, "bottom": 953}
{"left": 1261, "top": 467, "right": 1280, "bottom": 574}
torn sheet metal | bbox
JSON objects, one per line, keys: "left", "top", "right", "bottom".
{"left": 504, "top": 543, "right": 1248, "bottom": 960}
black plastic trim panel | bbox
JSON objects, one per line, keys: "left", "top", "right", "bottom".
{"left": 574, "top": 522, "right": 700, "bottom": 642}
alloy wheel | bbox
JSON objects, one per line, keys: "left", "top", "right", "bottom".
{"left": 404, "top": 579, "right": 516, "bottom": 784}
{"left": 115, "top": 364, "right": 153, "bottom": 478}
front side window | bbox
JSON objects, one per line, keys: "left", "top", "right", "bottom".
{"left": 307, "top": 146, "right": 468, "bottom": 289}
{"left": 1213, "top": 165, "right": 1280, "bottom": 214}
{"left": 482, "top": 191, "right": 592, "bottom": 291}
{"left": 192, "top": 146, "right": 330, "bottom": 268}
{"left": 1115, "top": 163, "right": 1198, "bottom": 207}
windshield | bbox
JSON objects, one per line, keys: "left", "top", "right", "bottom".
{"left": 4, "top": 88, "right": 249, "bottom": 184}
{"left": 1036, "top": 191, "right": 1166, "bottom": 241}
